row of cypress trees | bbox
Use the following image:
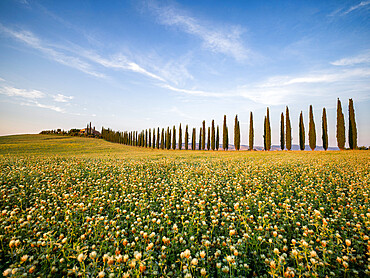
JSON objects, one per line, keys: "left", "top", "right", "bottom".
{"left": 101, "top": 98, "right": 357, "bottom": 151}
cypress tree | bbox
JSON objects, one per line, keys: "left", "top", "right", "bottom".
{"left": 216, "top": 125, "right": 219, "bottom": 150}
{"left": 148, "top": 129, "right": 151, "bottom": 148}
{"left": 223, "top": 115, "right": 228, "bottom": 150}
{"left": 172, "top": 125, "right": 176, "bottom": 150}
{"left": 286, "top": 106, "right": 292, "bottom": 151}
{"left": 336, "top": 98, "right": 345, "bottom": 150}
{"left": 280, "top": 112, "right": 284, "bottom": 150}
{"left": 211, "top": 120, "right": 215, "bottom": 150}
{"left": 199, "top": 128, "right": 202, "bottom": 150}
{"left": 179, "top": 124, "right": 182, "bottom": 150}
{"left": 263, "top": 116, "right": 267, "bottom": 151}
{"left": 234, "top": 115, "right": 240, "bottom": 150}
{"left": 266, "top": 108, "right": 271, "bottom": 151}
{"left": 156, "top": 128, "right": 160, "bottom": 149}
{"left": 145, "top": 130, "right": 148, "bottom": 148}
{"left": 192, "top": 128, "right": 196, "bottom": 150}
{"left": 161, "top": 129, "right": 164, "bottom": 149}
{"left": 202, "top": 121, "right": 206, "bottom": 150}
{"left": 322, "top": 108, "right": 328, "bottom": 151}
{"left": 348, "top": 98, "right": 357, "bottom": 149}
{"left": 207, "top": 127, "right": 210, "bottom": 150}
{"left": 185, "top": 125, "right": 189, "bottom": 150}
{"left": 168, "top": 128, "right": 171, "bottom": 150}
{"left": 249, "top": 112, "right": 254, "bottom": 150}
{"left": 226, "top": 126, "right": 229, "bottom": 150}
{"left": 308, "top": 105, "right": 316, "bottom": 151}
{"left": 299, "top": 112, "right": 305, "bottom": 150}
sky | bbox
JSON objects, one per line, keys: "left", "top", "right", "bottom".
{"left": 0, "top": 0, "right": 369, "bottom": 147}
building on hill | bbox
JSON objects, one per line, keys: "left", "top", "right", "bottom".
{"left": 80, "top": 127, "right": 101, "bottom": 136}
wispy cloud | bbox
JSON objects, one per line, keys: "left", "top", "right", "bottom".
{"left": 160, "top": 84, "right": 225, "bottom": 97}
{"left": 0, "top": 86, "right": 45, "bottom": 99}
{"left": 342, "top": 1, "right": 370, "bottom": 15}
{"left": 330, "top": 1, "right": 370, "bottom": 16}
{"left": 52, "top": 94, "right": 74, "bottom": 103}
{"left": 148, "top": 1, "right": 249, "bottom": 61}
{"left": 331, "top": 51, "right": 370, "bottom": 66}
{"left": 0, "top": 24, "right": 105, "bottom": 78}
{"left": 81, "top": 52, "right": 166, "bottom": 82}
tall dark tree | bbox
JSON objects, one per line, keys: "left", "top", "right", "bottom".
{"left": 157, "top": 128, "right": 160, "bottom": 149}
{"left": 192, "top": 128, "right": 196, "bottom": 150}
{"left": 223, "top": 115, "right": 228, "bottom": 150}
{"left": 202, "top": 121, "right": 206, "bottom": 150}
{"left": 168, "top": 128, "right": 172, "bottom": 150}
{"left": 280, "top": 112, "right": 285, "bottom": 150}
{"left": 348, "top": 98, "right": 357, "bottom": 150}
{"left": 145, "top": 130, "right": 148, "bottom": 148}
{"left": 148, "top": 129, "right": 151, "bottom": 148}
{"left": 308, "top": 105, "right": 316, "bottom": 151}
{"left": 199, "top": 128, "right": 202, "bottom": 150}
{"left": 299, "top": 111, "right": 305, "bottom": 151}
{"left": 249, "top": 112, "right": 254, "bottom": 150}
{"left": 211, "top": 120, "right": 215, "bottom": 150}
{"left": 322, "top": 108, "right": 328, "bottom": 151}
{"left": 263, "top": 116, "right": 267, "bottom": 150}
{"left": 207, "top": 127, "right": 211, "bottom": 150}
{"left": 286, "top": 106, "right": 292, "bottom": 151}
{"left": 179, "top": 124, "right": 182, "bottom": 150}
{"left": 234, "top": 115, "right": 240, "bottom": 150}
{"left": 216, "top": 125, "right": 219, "bottom": 150}
{"left": 265, "top": 108, "right": 271, "bottom": 151}
{"left": 161, "top": 128, "right": 164, "bottom": 149}
{"left": 336, "top": 98, "right": 345, "bottom": 150}
{"left": 172, "top": 126, "right": 176, "bottom": 150}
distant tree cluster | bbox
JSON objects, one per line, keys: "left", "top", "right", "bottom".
{"left": 86, "top": 99, "right": 361, "bottom": 151}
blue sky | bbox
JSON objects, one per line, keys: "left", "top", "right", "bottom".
{"left": 0, "top": 0, "right": 369, "bottom": 147}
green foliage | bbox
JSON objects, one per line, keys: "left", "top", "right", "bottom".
{"left": 179, "top": 124, "right": 182, "bottom": 150}
{"left": 322, "top": 108, "right": 328, "bottom": 151}
{"left": 172, "top": 126, "right": 176, "bottom": 150}
{"left": 264, "top": 108, "right": 271, "bottom": 151}
{"left": 202, "top": 121, "right": 206, "bottom": 150}
{"left": 234, "top": 115, "right": 240, "bottom": 151}
{"left": 280, "top": 112, "right": 284, "bottom": 151}
{"left": 348, "top": 98, "right": 357, "bottom": 150}
{"left": 286, "top": 106, "right": 292, "bottom": 151}
{"left": 185, "top": 125, "right": 188, "bottom": 150}
{"left": 336, "top": 98, "right": 345, "bottom": 150}
{"left": 299, "top": 111, "right": 305, "bottom": 151}
{"left": 223, "top": 115, "right": 228, "bottom": 150}
{"left": 207, "top": 127, "right": 211, "bottom": 150}
{"left": 308, "top": 105, "right": 316, "bottom": 151}
{"left": 216, "top": 125, "right": 219, "bottom": 151}
{"left": 199, "top": 128, "right": 202, "bottom": 150}
{"left": 249, "top": 112, "right": 254, "bottom": 150}
{"left": 161, "top": 128, "right": 164, "bottom": 149}
{"left": 211, "top": 120, "right": 215, "bottom": 151}
{"left": 192, "top": 128, "right": 196, "bottom": 150}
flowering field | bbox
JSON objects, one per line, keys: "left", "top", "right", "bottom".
{"left": 0, "top": 135, "right": 369, "bottom": 277}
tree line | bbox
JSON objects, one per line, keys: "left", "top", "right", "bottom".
{"left": 101, "top": 98, "right": 358, "bottom": 151}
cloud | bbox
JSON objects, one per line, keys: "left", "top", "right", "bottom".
{"left": 342, "top": 1, "right": 370, "bottom": 15}
{"left": 331, "top": 51, "right": 370, "bottom": 66}
{"left": 160, "top": 84, "right": 225, "bottom": 97}
{"left": 148, "top": 2, "right": 249, "bottom": 61}
{"left": 53, "top": 94, "right": 74, "bottom": 102}
{"left": 0, "top": 24, "right": 105, "bottom": 78}
{"left": 0, "top": 86, "right": 45, "bottom": 99}
{"left": 19, "top": 100, "right": 65, "bottom": 113}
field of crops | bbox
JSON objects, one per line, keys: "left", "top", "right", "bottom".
{"left": 0, "top": 135, "right": 369, "bottom": 277}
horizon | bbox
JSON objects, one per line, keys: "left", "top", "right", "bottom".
{"left": 0, "top": 1, "right": 369, "bottom": 147}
